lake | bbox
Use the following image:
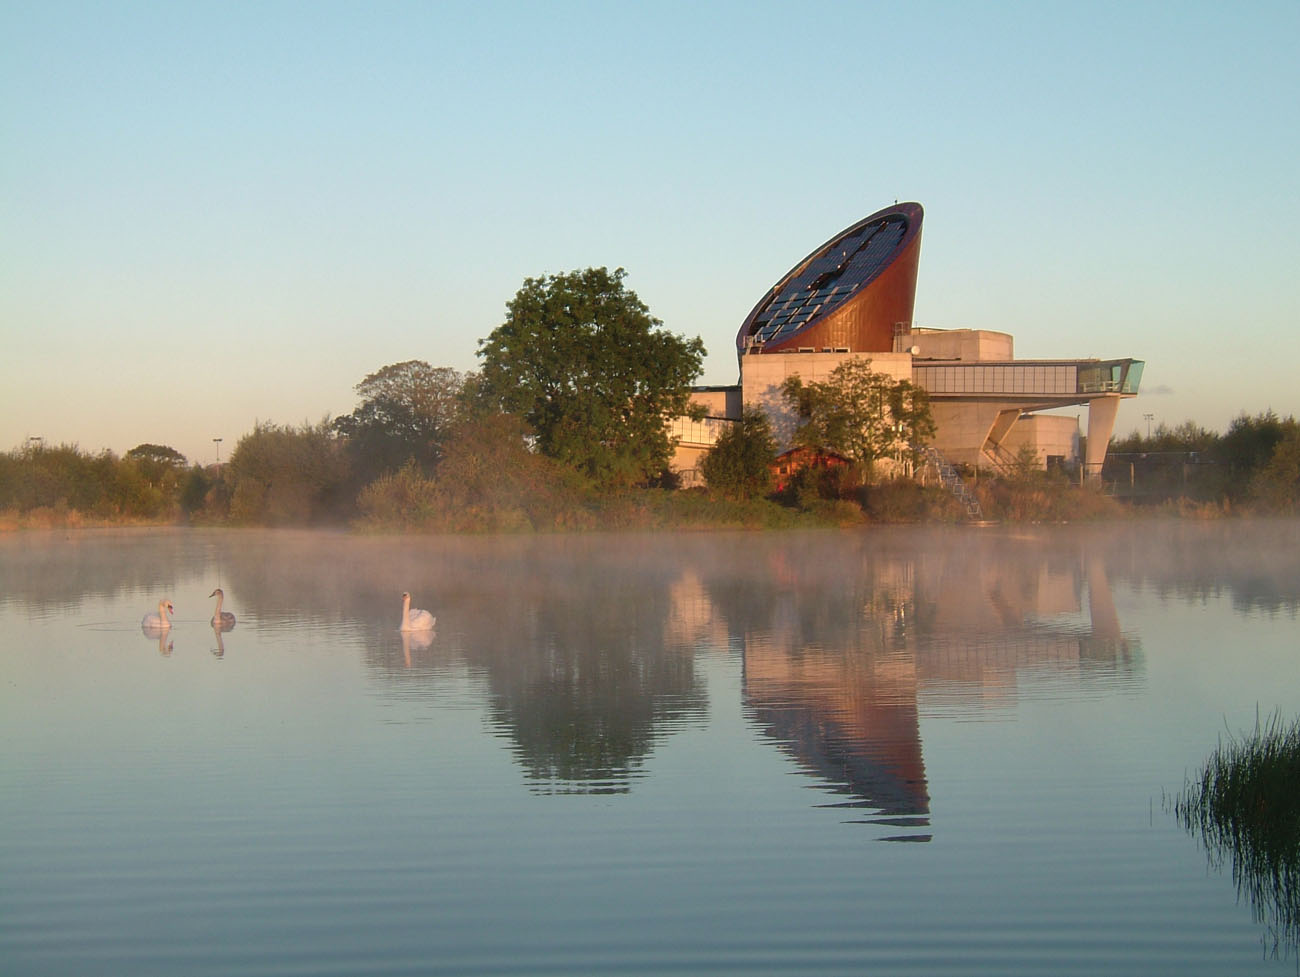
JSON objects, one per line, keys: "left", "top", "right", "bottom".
{"left": 2, "top": 521, "right": 1298, "bottom": 976}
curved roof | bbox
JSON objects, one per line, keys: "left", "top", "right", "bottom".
{"left": 737, "top": 202, "right": 923, "bottom": 357}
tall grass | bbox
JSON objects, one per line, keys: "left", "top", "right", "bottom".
{"left": 1174, "top": 712, "right": 1300, "bottom": 960}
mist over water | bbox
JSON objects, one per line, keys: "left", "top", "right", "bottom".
{"left": 2, "top": 521, "right": 1298, "bottom": 976}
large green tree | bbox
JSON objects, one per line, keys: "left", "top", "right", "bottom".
{"left": 477, "top": 267, "right": 705, "bottom": 487}
{"left": 333, "top": 361, "right": 468, "bottom": 479}
{"left": 781, "top": 358, "right": 935, "bottom": 480}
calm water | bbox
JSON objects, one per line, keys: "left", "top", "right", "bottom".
{"left": 2, "top": 522, "right": 1298, "bottom": 976}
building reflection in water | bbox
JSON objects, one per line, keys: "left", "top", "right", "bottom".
{"left": 209, "top": 529, "right": 1143, "bottom": 824}
{"left": 696, "top": 535, "right": 1140, "bottom": 842}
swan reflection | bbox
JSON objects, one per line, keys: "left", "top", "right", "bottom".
{"left": 400, "top": 627, "right": 434, "bottom": 666}
{"left": 140, "top": 626, "right": 173, "bottom": 657}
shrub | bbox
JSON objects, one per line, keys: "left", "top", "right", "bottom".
{"left": 700, "top": 406, "right": 777, "bottom": 501}
{"left": 225, "top": 420, "right": 352, "bottom": 525}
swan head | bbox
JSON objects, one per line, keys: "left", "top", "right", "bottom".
{"left": 164, "top": 600, "right": 174, "bottom": 615}
{"left": 209, "top": 588, "right": 223, "bottom": 599}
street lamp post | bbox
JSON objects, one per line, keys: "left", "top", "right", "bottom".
{"left": 213, "top": 438, "right": 223, "bottom": 477}
{"left": 1143, "top": 413, "right": 1154, "bottom": 440}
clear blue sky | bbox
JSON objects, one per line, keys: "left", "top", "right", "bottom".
{"left": 3, "top": 0, "right": 1297, "bottom": 464}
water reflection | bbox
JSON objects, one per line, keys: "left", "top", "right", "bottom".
{"left": 210, "top": 623, "right": 227, "bottom": 658}
{"left": 141, "top": 625, "right": 173, "bottom": 657}
{"left": 686, "top": 532, "right": 1142, "bottom": 840}
{"left": 399, "top": 627, "right": 434, "bottom": 665}
{"left": 36, "top": 527, "right": 1300, "bottom": 823}
{"left": 3, "top": 527, "right": 1155, "bottom": 813}
{"left": 1175, "top": 716, "right": 1300, "bottom": 962}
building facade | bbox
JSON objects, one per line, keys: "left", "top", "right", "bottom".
{"left": 673, "top": 202, "right": 1143, "bottom": 485}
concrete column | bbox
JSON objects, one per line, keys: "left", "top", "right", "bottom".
{"left": 1084, "top": 394, "right": 1121, "bottom": 483}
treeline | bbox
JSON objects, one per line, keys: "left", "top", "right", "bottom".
{"left": 4, "top": 264, "right": 1296, "bottom": 529}
{"left": 0, "top": 442, "right": 211, "bottom": 527}
{"left": 1105, "top": 411, "right": 1300, "bottom": 512}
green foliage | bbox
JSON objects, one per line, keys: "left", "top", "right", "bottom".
{"left": 1112, "top": 420, "right": 1218, "bottom": 454}
{"left": 356, "top": 460, "right": 444, "bottom": 529}
{"left": 432, "top": 413, "right": 588, "bottom": 531}
{"left": 358, "top": 413, "right": 590, "bottom": 532}
{"left": 1008, "top": 444, "right": 1045, "bottom": 484}
{"left": 1251, "top": 429, "right": 1300, "bottom": 513}
{"left": 0, "top": 442, "right": 173, "bottom": 521}
{"left": 888, "top": 379, "right": 936, "bottom": 469}
{"left": 477, "top": 267, "right": 705, "bottom": 488}
{"left": 1215, "top": 411, "right": 1300, "bottom": 504}
{"left": 225, "top": 420, "right": 351, "bottom": 525}
{"left": 124, "top": 442, "right": 188, "bottom": 499}
{"left": 1109, "top": 412, "right": 1300, "bottom": 507}
{"left": 700, "top": 406, "right": 776, "bottom": 500}
{"left": 1174, "top": 712, "right": 1300, "bottom": 959}
{"left": 125, "top": 443, "right": 186, "bottom": 465}
{"left": 781, "top": 358, "right": 935, "bottom": 480}
{"left": 863, "top": 480, "right": 968, "bottom": 523}
{"left": 333, "top": 360, "right": 468, "bottom": 481}
{"left": 976, "top": 472, "right": 1123, "bottom": 523}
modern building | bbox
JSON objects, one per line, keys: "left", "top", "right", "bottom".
{"left": 671, "top": 202, "right": 1143, "bottom": 484}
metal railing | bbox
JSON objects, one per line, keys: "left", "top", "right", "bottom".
{"left": 919, "top": 446, "right": 985, "bottom": 521}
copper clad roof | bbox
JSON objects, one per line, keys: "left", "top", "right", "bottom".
{"left": 737, "top": 202, "right": 924, "bottom": 357}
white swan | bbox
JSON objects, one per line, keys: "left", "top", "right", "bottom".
{"left": 209, "top": 588, "right": 237, "bottom": 630}
{"left": 400, "top": 591, "right": 436, "bottom": 631}
{"left": 142, "top": 598, "right": 174, "bottom": 632}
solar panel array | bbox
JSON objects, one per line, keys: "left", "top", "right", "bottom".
{"left": 748, "top": 215, "right": 909, "bottom": 346}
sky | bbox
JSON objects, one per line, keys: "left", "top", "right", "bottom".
{"left": 2, "top": 0, "right": 1297, "bottom": 465}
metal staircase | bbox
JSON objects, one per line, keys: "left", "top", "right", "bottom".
{"left": 919, "top": 446, "right": 985, "bottom": 521}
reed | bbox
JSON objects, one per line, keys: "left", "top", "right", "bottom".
{"left": 1174, "top": 711, "right": 1300, "bottom": 960}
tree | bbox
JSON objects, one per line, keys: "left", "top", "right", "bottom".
{"left": 1215, "top": 411, "right": 1296, "bottom": 489}
{"left": 887, "top": 379, "right": 937, "bottom": 473}
{"left": 780, "top": 358, "right": 934, "bottom": 480}
{"left": 333, "top": 361, "right": 468, "bottom": 479}
{"left": 125, "top": 443, "right": 187, "bottom": 493}
{"left": 125, "top": 443, "right": 187, "bottom": 467}
{"left": 225, "top": 420, "right": 351, "bottom": 525}
{"left": 477, "top": 267, "right": 705, "bottom": 488}
{"left": 701, "top": 406, "right": 777, "bottom": 500}
{"left": 357, "top": 413, "right": 585, "bottom": 532}
{"left": 1251, "top": 429, "right": 1300, "bottom": 513}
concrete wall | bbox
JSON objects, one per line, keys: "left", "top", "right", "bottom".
{"left": 688, "top": 386, "right": 742, "bottom": 419}
{"left": 910, "top": 328, "right": 1013, "bottom": 362}
{"left": 927, "top": 401, "right": 1006, "bottom": 467}
{"left": 1003, "top": 414, "right": 1080, "bottom": 466}
{"left": 741, "top": 351, "right": 913, "bottom": 449}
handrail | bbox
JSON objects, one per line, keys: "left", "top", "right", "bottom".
{"left": 918, "top": 446, "right": 985, "bottom": 521}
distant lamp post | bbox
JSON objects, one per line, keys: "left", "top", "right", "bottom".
{"left": 1144, "top": 413, "right": 1154, "bottom": 440}
{"left": 213, "top": 437, "right": 223, "bottom": 477}
{"left": 28, "top": 436, "right": 43, "bottom": 451}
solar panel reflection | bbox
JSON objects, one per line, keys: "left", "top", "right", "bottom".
{"left": 750, "top": 216, "right": 908, "bottom": 345}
